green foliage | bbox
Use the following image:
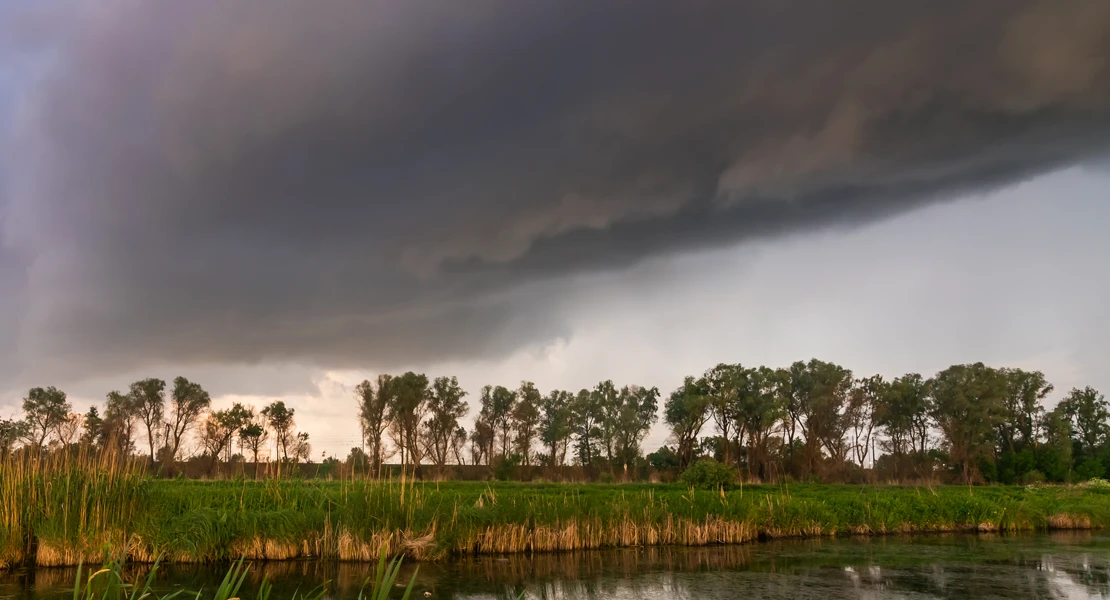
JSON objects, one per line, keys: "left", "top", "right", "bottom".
{"left": 646, "top": 445, "right": 681, "bottom": 469}
{"left": 8, "top": 448, "right": 1110, "bottom": 569}
{"left": 664, "top": 377, "right": 710, "bottom": 468}
{"left": 538, "top": 390, "right": 575, "bottom": 466}
{"left": 22, "top": 386, "right": 71, "bottom": 449}
{"left": 361, "top": 551, "right": 418, "bottom": 600}
{"left": 424, "top": 376, "right": 469, "bottom": 467}
{"left": 493, "top": 453, "right": 522, "bottom": 481}
{"left": 262, "top": 401, "right": 296, "bottom": 462}
{"left": 680, "top": 459, "right": 736, "bottom": 490}
{"left": 129, "top": 378, "right": 168, "bottom": 462}
{"left": 165, "top": 377, "right": 211, "bottom": 461}
{"left": 355, "top": 376, "right": 393, "bottom": 469}
{"left": 511, "top": 382, "right": 541, "bottom": 464}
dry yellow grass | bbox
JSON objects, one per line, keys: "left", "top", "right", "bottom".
{"left": 1047, "top": 513, "right": 1092, "bottom": 530}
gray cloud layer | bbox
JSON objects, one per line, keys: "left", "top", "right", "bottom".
{"left": 1, "top": 0, "right": 1109, "bottom": 383}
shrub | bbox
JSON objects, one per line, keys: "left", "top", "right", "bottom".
{"left": 646, "top": 446, "right": 681, "bottom": 469}
{"left": 680, "top": 459, "right": 735, "bottom": 490}
{"left": 493, "top": 453, "right": 522, "bottom": 481}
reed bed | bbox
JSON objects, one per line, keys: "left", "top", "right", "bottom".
{"left": 0, "top": 448, "right": 145, "bottom": 569}
{"left": 5, "top": 454, "right": 1110, "bottom": 568}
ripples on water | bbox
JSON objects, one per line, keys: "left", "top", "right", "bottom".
{"left": 2, "top": 532, "right": 1107, "bottom": 600}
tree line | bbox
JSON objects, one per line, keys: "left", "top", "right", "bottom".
{"left": 351, "top": 361, "right": 1109, "bottom": 484}
{"left": 0, "top": 377, "right": 311, "bottom": 474}
{"left": 3, "top": 360, "right": 1109, "bottom": 484}
{"left": 656, "top": 360, "right": 1106, "bottom": 484}
{"left": 353, "top": 374, "right": 660, "bottom": 473}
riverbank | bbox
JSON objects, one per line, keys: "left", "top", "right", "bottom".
{"left": 3, "top": 454, "right": 1110, "bottom": 568}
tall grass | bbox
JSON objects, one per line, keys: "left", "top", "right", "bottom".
{"left": 5, "top": 451, "right": 1110, "bottom": 568}
{"left": 0, "top": 447, "right": 145, "bottom": 568}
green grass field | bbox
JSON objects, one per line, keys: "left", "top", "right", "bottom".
{"left": 4, "top": 452, "right": 1110, "bottom": 568}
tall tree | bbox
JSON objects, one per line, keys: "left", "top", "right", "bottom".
{"left": 0, "top": 418, "right": 27, "bottom": 459}
{"left": 780, "top": 361, "right": 811, "bottom": 467}
{"left": 1040, "top": 404, "right": 1074, "bottom": 482}
{"left": 104, "top": 390, "right": 139, "bottom": 454}
{"left": 594, "top": 380, "right": 622, "bottom": 464}
{"left": 200, "top": 403, "right": 253, "bottom": 473}
{"left": 539, "top": 389, "right": 575, "bottom": 466}
{"left": 424, "top": 376, "right": 468, "bottom": 466}
{"left": 847, "top": 375, "right": 885, "bottom": 468}
{"left": 293, "top": 432, "right": 312, "bottom": 462}
{"left": 450, "top": 426, "right": 468, "bottom": 465}
{"left": 735, "top": 366, "right": 785, "bottom": 480}
{"left": 805, "top": 359, "right": 854, "bottom": 473}
{"left": 262, "top": 401, "right": 296, "bottom": 462}
{"left": 612, "top": 385, "right": 660, "bottom": 466}
{"left": 469, "top": 417, "right": 495, "bottom": 466}
{"left": 1060, "top": 386, "right": 1109, "bottom": 457}
{"left": 55, "top": 413, "right": 85, "bottom": 449}
{"left": 571, "top": 389, "right": 601, "bottom": 466}
{"left": 929, "top": 363, "right": 1006, "bottom": 483}
{"left": 165, "top": 376, "right": 211, "bottom": 460}
{"left": 998, "top": 368, "right": 1053, "bottom": 454}
{"left": 22, "top": 386, "right": 71, "bottom": 450}
{"left": 80, "top": 406, "right": 104, "bottom": 449}
{"left": 129, "top": 378, "right": 167, "bottom": 462}
{"left": 704, "top": 365, "right": 742, "bottom": 466}
{"left": 239, "top": 410, "right": 268, "bottom": 478}
{"left": 874, "top": 373, "right": 934, "bottom": 480}
{"left": 665, "top": 377, "right": 710, "bottom": 468}
{"left": 479, "top": 385, "right": 517, "bottom": 460}
{"left": 511, "top": 381, "right": 542, "bottom": 464}
{"left": 356, "top": 375, "right": 394, "bottom": 469}
{"left": 387, "top": 372, "right": 429, "bottom": 468}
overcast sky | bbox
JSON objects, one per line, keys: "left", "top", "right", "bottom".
{"left": 1, "top": 1, "right": 1108, "bottom": 458}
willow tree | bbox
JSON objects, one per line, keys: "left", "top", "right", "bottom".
{"left": 1060, "top": 386, "right": 1108, "bottom": 458}
{"left": 262, "top": 401, "right": 296, "bottom": 462}
{"left": 479, "top": 384, "right": 517, "bottom": 461}
{"left": 356, "top": 375, "right": 395, "bottom": 468}
{"left": 571, "top": 389, "right": 601, "bottom": 466}
{"left": 200, "top": 403, "right": 253, "bottom": 473}
{"left": 166, "top": 376, "right": 211, "bottom": 460}
{"left": 424, "top": 376, "right": 468, "bottom": 466}
{"left": 612, "top": 384, "right": 660, "bottom": 467}
{"left": 539, "top": 389, "right": 575, "bottom": 466}
{"left": 704, "top": 364, "right": 743, "bottom": 466}
{"left": 511, "top": 381, "right": 542, "bottom": 464}
{"left": 735, "top": 366, "right": 785, "bottom": 480}
{"left": 104, "top": 390, "right": 139, "bottom": 454}
{"left": 664, "top": 376, "right": 710, "bottom": 468}
{"left": 129, "top": 378, "right": 167, "bottom": 462}
{"left": 387, "top": 372, "right": 429, "bottom": 468}
{"left": 929, "top": 363, "right": 1006, "bottom": 483}
{"left": 22, "top": 386, "right": 71, "bottom": 450}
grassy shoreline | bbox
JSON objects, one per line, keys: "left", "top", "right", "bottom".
{"left": 4, "top": 455, "right": 1110, "bottom": 568}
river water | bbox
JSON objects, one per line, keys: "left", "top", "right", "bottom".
{"left": 2, "top": 532, "right": 1108, "bottom": 599}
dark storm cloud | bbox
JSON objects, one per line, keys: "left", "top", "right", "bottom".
{"left": 1, "top": 0, "right": 1109, "bottom": 383}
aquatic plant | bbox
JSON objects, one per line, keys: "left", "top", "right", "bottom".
{"left": 5, "top": 450, "right": 1110, "bottom": 568}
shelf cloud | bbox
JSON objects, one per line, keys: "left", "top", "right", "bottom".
{"left": 1, "top": 0, "right": 1108, "bottom": 383}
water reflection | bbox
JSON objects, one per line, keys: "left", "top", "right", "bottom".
{"left": 2, "top": 532, "right": 1108, "bottom": 600}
